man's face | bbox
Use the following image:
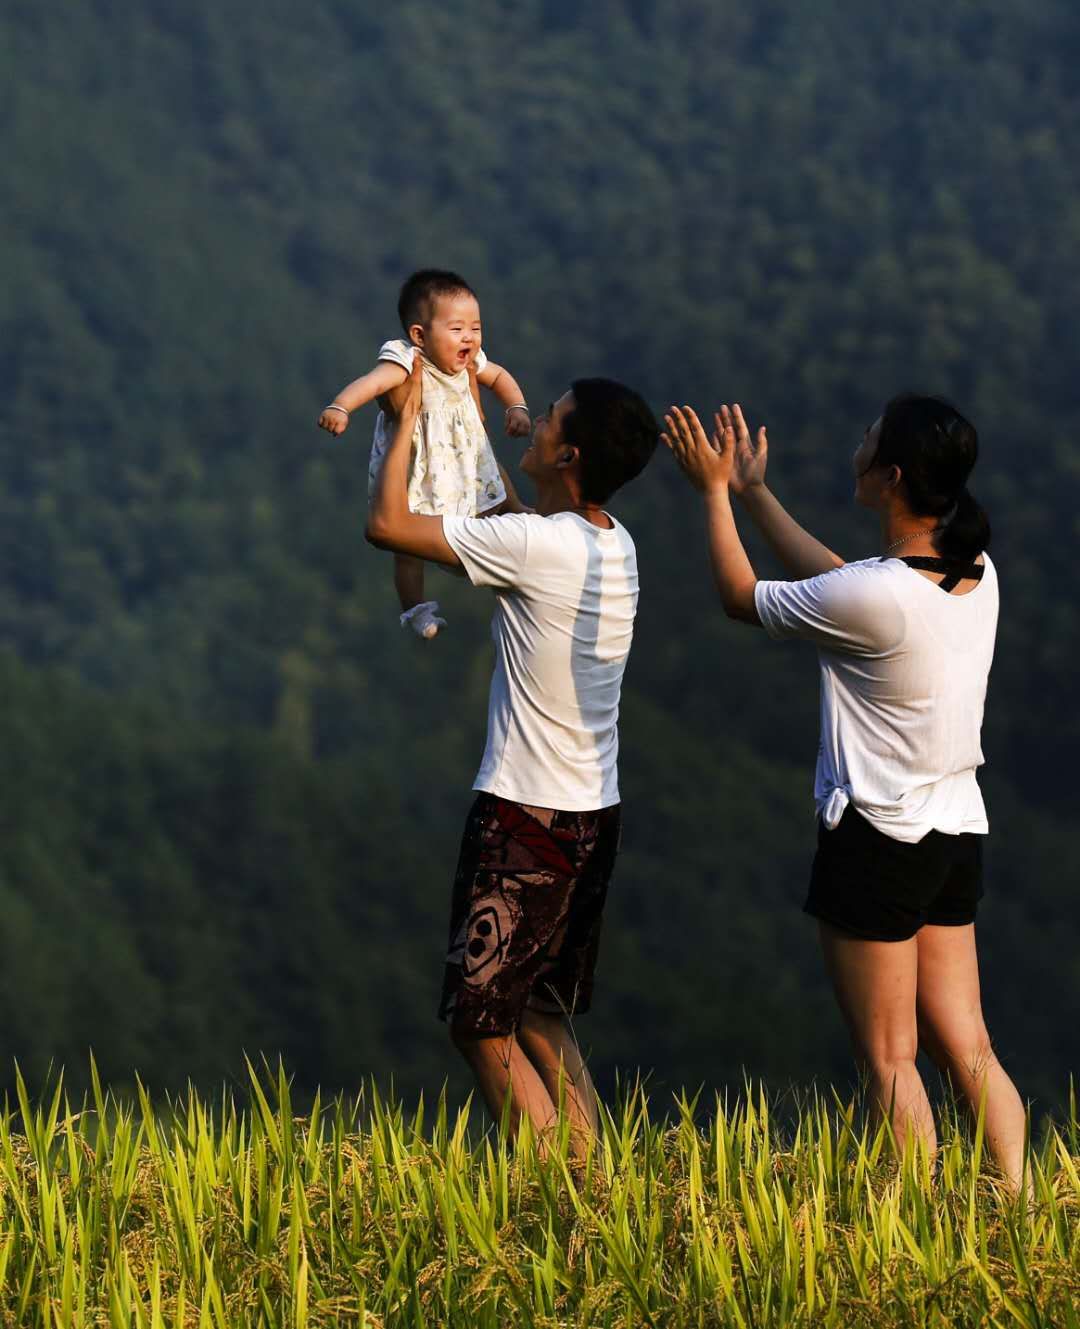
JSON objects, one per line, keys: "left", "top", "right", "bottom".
{"left": 521, "top": 390, "right": 574, "bottom": 479}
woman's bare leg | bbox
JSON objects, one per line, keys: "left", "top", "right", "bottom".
{"left": 517, "top": 1009, "right": 600, "bottom": 1155}
{"left": 818, "top": 922, "right": 937, "bottom": 1158}
{"left": 915, "top": 923, "right": 1028, "bottom": 1194}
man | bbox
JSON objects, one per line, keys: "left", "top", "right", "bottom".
{"left": 367, "top": 355, "right": 657, "bottom": 1150}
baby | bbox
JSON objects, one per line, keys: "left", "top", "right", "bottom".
{"left": 318, "top": 269, "right": 530, "bottom": 638}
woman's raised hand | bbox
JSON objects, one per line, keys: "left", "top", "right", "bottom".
{"left": 720, "top": 404, "right": 768, "bottom": 495}
{"left": 663, "top": 405, "right": 735, "bottom": 494}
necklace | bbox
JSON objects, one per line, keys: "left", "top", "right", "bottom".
{"left": 883, "top": 526, "right": 943, "bottom": 555}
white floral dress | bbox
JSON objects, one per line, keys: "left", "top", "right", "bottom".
{"left": 367, "top": 339, "right": 506, "bottom": 516}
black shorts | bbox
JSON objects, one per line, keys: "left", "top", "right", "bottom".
{"left": 805, "top": 804, "right": 984, "bottom": 942}
{"left": 438, "top": 793, "right": 621, "bottom": 1039}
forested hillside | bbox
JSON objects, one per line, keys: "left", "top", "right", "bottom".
{"left": 1, "top": 0, "right": 1077, "bottom": 1107}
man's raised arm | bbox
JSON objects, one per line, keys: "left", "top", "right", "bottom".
{"left": 365, "top": 356, "right": 462, "bottom": 567}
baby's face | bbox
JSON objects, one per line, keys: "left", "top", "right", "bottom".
{"left": 413, "top": 292, "right": 482, "bottom": 374}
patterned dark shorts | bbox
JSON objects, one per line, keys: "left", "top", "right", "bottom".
{"left": 438, "top": 793, "right": 622, "bottom": 1038}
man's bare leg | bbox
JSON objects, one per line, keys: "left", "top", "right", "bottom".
{"left": 517, "top": 1008, "right": 600, "bottom": 1156}
{"left": 452, "top": 1028, "right": 559, "bottom": 1145}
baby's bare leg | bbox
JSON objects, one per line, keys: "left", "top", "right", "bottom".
{"left": 393, "top": 553, "right": 425, "bottom": 611}
{"left": 395, "top": 555, "right": 446, "bottom": 639}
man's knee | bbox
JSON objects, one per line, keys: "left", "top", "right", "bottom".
{"left": 519, "top": 1007, "right": 569, "bottom": 1045}
{"left": 448, "top": 1022, "right": 512, "bottom": 1065}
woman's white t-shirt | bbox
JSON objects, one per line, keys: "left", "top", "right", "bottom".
{"left": 753, "top": 556, "right": 999, "bottom": 843}
{"left": 442, "top": 510, "right": 638, "bottom": 810}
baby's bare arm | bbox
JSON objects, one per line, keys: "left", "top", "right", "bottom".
{"left": 317, "top": 361, "right": 409, "bottom": 435}
{"left": 476, "top": 359, "right": 530, "bottom": 436}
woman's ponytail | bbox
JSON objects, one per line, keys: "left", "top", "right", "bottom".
{"left": 938, "top": 485, "right": 991, "bottom": 562}
{"left": 876, "top": 395, "right": 990, "bottom": 561}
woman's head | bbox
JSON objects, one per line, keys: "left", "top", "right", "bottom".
{"left": 853, "top": 394, "right": 990, "bottom": 560}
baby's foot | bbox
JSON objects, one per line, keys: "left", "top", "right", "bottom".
{"left": 400, "top": 600, "right": 447, "bottom": 640}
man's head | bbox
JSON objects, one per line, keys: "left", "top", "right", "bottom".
{"left": 524, "top": 380, "right": 659, "bottom": 503}
{"left": 398, "top": 269, "right": 481, "bottom": 375}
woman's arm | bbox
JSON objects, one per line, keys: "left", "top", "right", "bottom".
{"left": 663, "top": 406, "right": 760, "bottom": 624}
{"left": 723, "top": 404, "right": 845, "bottom": 576}
{"left": 476, "top": 359, "right": 531, "bottom": 437}
{"left": 318, "top": 361, "right": 409, "bottom": 435}
{"left": 740, "top": 485, "right": 845, "bottom": 577}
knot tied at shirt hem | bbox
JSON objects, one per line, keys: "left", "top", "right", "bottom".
{"left": 822, "top": 787, "right": 850, "bottom": 830}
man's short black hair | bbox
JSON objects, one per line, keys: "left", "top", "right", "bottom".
{"left": 397, "top": 269, "right": 476, "bottom": 333}
{"left": 563, "top": 379, "right": 659, "bottom": 504}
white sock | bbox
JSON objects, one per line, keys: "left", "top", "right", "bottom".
{"left": 400, "top": 600, "right": 447, "bottom": 639}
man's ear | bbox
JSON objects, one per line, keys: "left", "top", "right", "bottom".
{"left": 557, "top": 446, "right": 579, "bottom": 469}
{"left": 886, "top": 463, "right": 903, "bottom": 492}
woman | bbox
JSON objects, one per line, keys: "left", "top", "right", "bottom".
{"left": 664, "top": 395, "right": 1026, "bottom": 1191}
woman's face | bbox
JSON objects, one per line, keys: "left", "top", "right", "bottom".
{"left": 853, "top": 416, "right": 896, "bottom": 509}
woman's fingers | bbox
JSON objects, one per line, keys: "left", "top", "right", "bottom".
{"left": 666, "top": 408, "right": 694, "bottom": 454}
{"left": 661, "top": 420, "right": 684, "bottom": 459}
{"left": 731, "top": 403, "right": 753, "bottom": 443}
{"left": 666, "top": 406, "right": 727, "bottom": 466}
{"left": 682, "top": 405, "right": 712, "bottom": 447}
{"left": 668, "top": 405, "right": 692, "bottom": 444}
{"left": 663, "top": 413, "right": 701, "bottom": 477}
{"left": 670, "top": 405, "right": 713, "bottom": 454}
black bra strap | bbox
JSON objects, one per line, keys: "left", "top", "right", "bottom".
{"left": 897, "top": 555, "right": 984, "bottom": 593}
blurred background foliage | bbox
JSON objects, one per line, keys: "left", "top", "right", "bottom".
{"left": 0, "top": 0, "right": 1077, "bottom": 1110}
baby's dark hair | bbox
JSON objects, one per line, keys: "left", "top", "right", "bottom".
{"left": 563, "top": 379, "right": 659, "bottom": 504}
{"left": 398, "top": 269, "right": 476, "bottom": 333}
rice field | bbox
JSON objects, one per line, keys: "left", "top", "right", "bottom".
{"left": 0, "top": 1061, "right": 1076, "bottom": 1327}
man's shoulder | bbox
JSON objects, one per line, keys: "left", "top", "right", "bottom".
{"left": 443, "top": 511, "right": 533, "bottom": 540}
{"left": 545, "top": 511, "right": 634, "bottom": 536}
